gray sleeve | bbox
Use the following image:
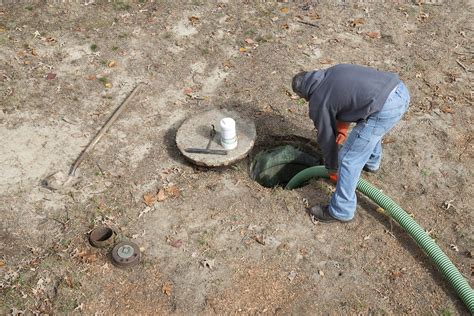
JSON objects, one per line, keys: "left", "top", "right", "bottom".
{"left": 312, "top": 104, "right": 339, "bottom": 170}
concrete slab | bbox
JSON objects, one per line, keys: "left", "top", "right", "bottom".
{"left": 176, "top": 109, "right": 256, "bottom": 167}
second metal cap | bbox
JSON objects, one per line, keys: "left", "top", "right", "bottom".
{"left": 111, "top": 241, "right": 141, "bottom": 268}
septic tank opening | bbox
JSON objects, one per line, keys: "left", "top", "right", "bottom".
{"left": 250, "top": 143, "right": 322, "bottom": 188}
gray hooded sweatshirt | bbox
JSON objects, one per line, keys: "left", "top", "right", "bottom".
{"left": 299, "top": 64, "right": 400, "bottom": 170}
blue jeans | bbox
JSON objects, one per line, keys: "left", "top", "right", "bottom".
{"left": 329, "top": 82, "right": 410, "bottom": 221}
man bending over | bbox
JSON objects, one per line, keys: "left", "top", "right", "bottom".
{"left": 292, "top": 64, "right": 410, "bottom": 222}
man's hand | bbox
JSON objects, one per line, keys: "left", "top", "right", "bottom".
{"left": 328, "top": 170, "right": 338, "bottom": 183}
{"left": 335, "top": 121, "right": 350, "bottom": 145}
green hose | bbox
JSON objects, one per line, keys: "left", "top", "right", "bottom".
{"left": 286, "top": 166, "right": 474, "bottom": 313}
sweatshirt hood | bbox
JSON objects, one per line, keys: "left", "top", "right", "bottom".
{"left": 299, "top": 70, "right": 326, "bottom": 101}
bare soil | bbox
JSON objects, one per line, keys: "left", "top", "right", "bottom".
{"left": 1, "top": 1, "right": 473, "bottom": 314}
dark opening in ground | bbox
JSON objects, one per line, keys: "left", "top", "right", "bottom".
{"left": 249, "top": 136, "right": 322, "bottom": 188}
{"left": 92, "top": 227, "right": 113, "bottom": 242}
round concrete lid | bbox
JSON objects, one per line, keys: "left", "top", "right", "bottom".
{"left": 176, "top": 109, "right": 256, "bottom": 167}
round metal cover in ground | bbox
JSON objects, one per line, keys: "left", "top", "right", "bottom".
{"left": 111, "top": 241, "right": 141, "bottom": 268}
{"left": 89, "top": 226, "right": 116, "bottom": 248}
{"left": 176, "top": 109, "right": 256, "bottom": 167}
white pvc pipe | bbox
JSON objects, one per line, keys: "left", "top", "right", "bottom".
{"left": 220, "top": 117, "right": 238, "bottom": 150}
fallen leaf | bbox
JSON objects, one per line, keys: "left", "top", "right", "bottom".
{"left": 382, "top": 138, "right": 396, "bottom": 144}
{"left": 77, "top": 250, "right": 97, "bottom": 263}
{"left": 288, "top": 271, "right": 297, "bottom": 282}
{"left": 157, "top": 189, "right": 166, "bottom": 202}
{"left": 243, "top": 238, "right": 252, "bottom": 246}
{"left": 0, "top": 260, "right": 5, "bottom": 267}
{"left": 280, "top": 7, "right": 289, "bottom": 13}
{"left": 319, "top": 58, "right": 333, "bottom": 64}
{"left": 260, "top": 104, "right": 273, "bottom": 113}
{"left": 302, "top": 197, "right": 310, "bottom": 208}
{"left": 0, "top": 27, "right": 6, "bottom": 33}
{"left": 441, "top": 107, "right": 455, "bottom": 114}
{"left": 165, "top": 185, "right": 180, "bottom": 198}
{"left": 64, "top": 275, "right": 74, "bottom": 288}
{"left": 46, "top": 73, "right": 56, "bottom": 80}
{"left": 253, "top": 235, "right": 265, "bottom": 245}
{"left": 169, "top": 239, "right": 183, "bottom": 248}
{"left": 446, "top": 72, "right": 457, "bottom": 83}
{"left": 308, "top": 12, "right": 320, "bottom": 20}
{"left": 244, "top": 38, "right": 254, "bottom": 44}
{"left": 162, "top": 168, "right": 171, "bottom": 175}
{"left": 107, "top": 60, "right": 116, "bottom": 68}
{"left": 389, "top": 269, "right": 402, "bottom": 281}
{"left": 162, "top": 282, "right": 173, "bottom": 296}
{"left": 188, "top": 16, "right": 200, "bottom": 25}
{"left": 366, "top": 31, "right": 380, "bottom": 39}
{"left": 143, "top": 192, "right": 156, "bottom": 206}
{"left": 222, "top": 60, "right": 234, "bottom": 68}
{"left": 351, "top": 17, "right": 366, "bottom": 27}
{"left": 200, "top": 258, "right": 216, "bottom": 270}
{"left": 104, "top": 82, "right": 112, "bottom": 88}
{"left": 239, "top": 47, "right": 247, "bottom": 53}
{"left": 417, "top": 12, "right": 429, "bottom": 22}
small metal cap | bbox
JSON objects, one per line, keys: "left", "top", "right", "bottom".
{"left": 111, "top": 241, "right": 141, "bottom": 268}
{"left": 89, "top": 226, "right": 116, "bottom": 248}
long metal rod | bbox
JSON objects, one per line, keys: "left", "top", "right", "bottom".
{"left": 185, "top": 148, "right": 228, "bottom": 155}
{"left": 68, "top": 83, "right": 144, "bottom": 176}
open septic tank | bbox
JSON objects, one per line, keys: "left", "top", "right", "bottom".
{"left": 176, "top": 108, "right": 323, "bottom": 188}
{"left": 249, "top": 141, "right": 323, "bottom": 188}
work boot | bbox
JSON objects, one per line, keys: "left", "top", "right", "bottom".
{"left": 307, "top": 205, "right": 339, "bottom": 223}
{"left": 363, "top": 165, "right": 378, "bottom": 173}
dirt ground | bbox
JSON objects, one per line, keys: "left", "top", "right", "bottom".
{"left": 1, "top": 0, "right": 473, "bottom": 314}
